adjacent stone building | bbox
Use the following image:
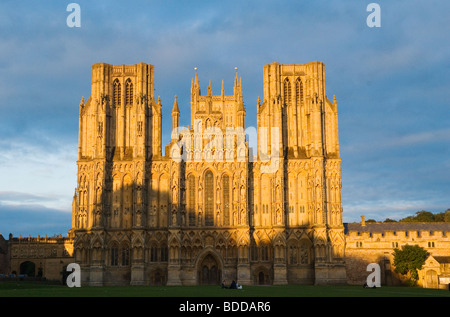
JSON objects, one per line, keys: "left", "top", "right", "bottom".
{"left": 0, "top": 233, "right": 74, "bottom": 282}
{"left": 345, "top": 216, "right": 450, "bottom": 289}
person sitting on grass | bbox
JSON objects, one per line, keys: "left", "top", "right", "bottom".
{"left": 229, "top": 280, "right": 243, "bottom": 289}
{"left": 221, "top": 280, "right": 228, "bottom": 289}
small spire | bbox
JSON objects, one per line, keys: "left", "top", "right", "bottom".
{"left": 192, "top": 68, "right": 200, "bottom": 96}
{"left": 195, "top": 70, "right": 199, "bottom": 86}
{"left": 234, "top": 68, "right": 240, "bottom": 96}
{"left": 207, "top": 80, "right": 212, "bottom": 95}
{"left": 172, "top": 96, "right": 180, "bottom": 133}
{"left": 172, "top": 95, "right": 180, "bottom": 114}
{"left": 221, "top": 79, "right": 225, "bottom": 96}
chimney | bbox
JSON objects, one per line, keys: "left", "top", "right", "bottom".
{"left": 361, "top": 216, "right": 366, "bottom": 226}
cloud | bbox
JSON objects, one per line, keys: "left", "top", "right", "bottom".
{"left": 0, "top": 203, "right": 71, "bottom": 237}
{"left": 341, "top": 128, "right": 450, "bottom": 155}
{"left": 0, "top": 134, "right": 77, "bottom": 214}
{"left": 0, "top": 191, "right": 54, "bottom": 205}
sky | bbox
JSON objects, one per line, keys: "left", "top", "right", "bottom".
{"left": 0, "top": 0, "right": 449, "bottom": 237}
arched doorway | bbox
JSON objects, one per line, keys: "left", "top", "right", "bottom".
{"left": 258, "top": 272, "right": 265, "bottom": 285}
{"left": 150, "top": 269, "right": 166, "bottom": 286}
{"left": 20, "top": 261, "right": 35, "bottom": 277}
{"left": 254, "top": 267, "right": 272, "bottom": 285}
{"left": 198, "top": 254, "right": 221, "bottom": 285}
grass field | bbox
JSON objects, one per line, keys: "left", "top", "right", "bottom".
{"left": 0, "top": 281, "right": 449, "bottom": 297}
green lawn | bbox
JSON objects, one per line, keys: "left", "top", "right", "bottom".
{"left": 0, "top": 281, "right": 449, "bottom": 297}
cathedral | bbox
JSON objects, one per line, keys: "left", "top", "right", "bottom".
{"left": 71, "top": 61, "right": 347, "bottom": 286}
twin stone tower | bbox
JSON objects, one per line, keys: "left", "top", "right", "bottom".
{"left": 72, "top": 61, "right": 346, "bottom": 286}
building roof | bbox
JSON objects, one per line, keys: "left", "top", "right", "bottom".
{"left": 344, "top": 222, "right": 450, "bottom": 235}
{"left": 433, "top": 256, "right": 450, "bottom": 264}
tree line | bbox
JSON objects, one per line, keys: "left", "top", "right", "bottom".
{"left": 366, "top": 209, "right": 450, "bottom": 223}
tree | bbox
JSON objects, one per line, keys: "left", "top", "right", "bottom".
{"left": 393, "top": 245, "right": 428, "bottom": 285}
{"left": 400, "top": 210, "right": 435, "bottom": 222}
{"left": 444, "top": 210, "right": 450, "bottom": 222}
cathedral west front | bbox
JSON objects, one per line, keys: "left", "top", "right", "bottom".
{"left": 71, "top": 61, "right": 347, "bottom": 286}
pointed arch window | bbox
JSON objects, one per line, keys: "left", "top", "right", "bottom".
{"left": 161, "top": 246, "right": 168, "bottom": 262}
{"left": 295, "top": 77, "right": 303, "bottom": 106}
{"left": 113, "top": 79, "right": 121, "bottom": 107}
{"left": 110, "top": 244, "right": 119, "bottom": 266}
{"left": 283, "top": 78, "right": 291, "bottom": 106}
{"left": 121, "top": 245, "right": 130, "bottom": 266}
{"left": 261, "top": 245, "right": 269, "bottom": 261}
{"left": 150, "top": 244, "right": 158, "bottom": 262}
{"left": 205, "top": 170, "right": 214, "bottom": 226}
{"left": 125, "top": 78, "right": 133, "bottom": 105}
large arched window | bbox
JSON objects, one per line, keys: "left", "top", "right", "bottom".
{"left": 125, "top": 78, "right": 133, "bottom": 105}
{"left": 205, "top": 170, "right": 214, "bottom": 226}
{"left": 113, "top": 79, "right": 121, "bottom": 107}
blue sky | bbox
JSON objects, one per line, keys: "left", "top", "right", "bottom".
{"left": 0, "top": 0, "right": 449, "bottom": 237}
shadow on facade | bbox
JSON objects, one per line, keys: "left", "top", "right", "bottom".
{"left": 344, "top": 253, "right": 403, "bottom": 287}
{"left": 72, "top": 160, "right": 324, "bottom": 287}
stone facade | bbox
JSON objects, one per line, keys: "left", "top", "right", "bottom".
{"left": 3, "top": 219, "right": 450, "bottom": 289}
{"left": 1, "top": 233, "right": 74, "bottom": 282}
{"left": 71, "top": 61, "right": 346, "bottom": 286}
{"left": 345, "top": 216, "right": 450, "bottom": 289}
